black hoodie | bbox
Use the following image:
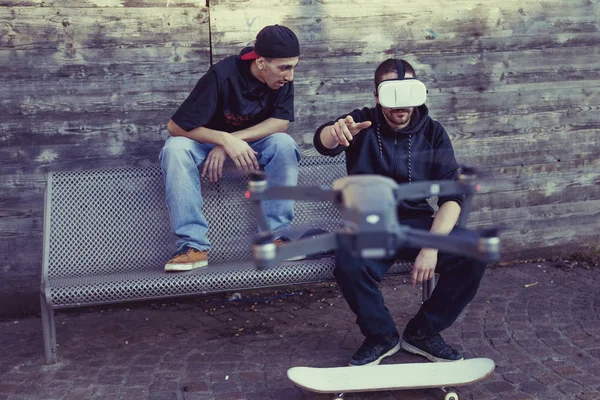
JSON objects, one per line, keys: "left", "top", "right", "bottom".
{"left": 313, "top": 104, "right": 463, "bottom": 218}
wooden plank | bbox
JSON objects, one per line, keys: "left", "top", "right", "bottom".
{"left": 0, "top": 92, "right": 183, "bottom": 115}
{"left": 472, "top": 171, "right": 600, "bottom": 210}
{"left": 0, "top": 139, "right": 166, "bottom": 174}
{"left": 2, "top": 1, "right": 203, "bottom": 6}
{"left": 0, "top": 47, "right": 209, "bottom": 85}
{"left": 469, "top": 199, "right": 600, "bottom": 254}
{"left": 209, "top": 0, "right": 599, "bottom": 59}
{"left": 0, "top": 174, "right": 44, "bottom": 251}
{"left": 0, "top": 110, "right": 171, "bottom": 143}
{"left": 1, "top": 7, "right": 210, "bottom": 51}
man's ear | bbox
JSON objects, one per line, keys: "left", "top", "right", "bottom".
{"left": 373, "top": 90, "right": 379, "bottom": 103}
{"left": 256, "top": 57, "right": 265, "bottom": 70}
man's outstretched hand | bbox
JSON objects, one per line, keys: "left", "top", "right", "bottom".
{"left": 328, "top": 116, "right": 372, "bottom": 147}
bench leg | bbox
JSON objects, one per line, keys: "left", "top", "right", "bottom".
{"left": 40, "top": 292, "right": 57, "bottom": 364}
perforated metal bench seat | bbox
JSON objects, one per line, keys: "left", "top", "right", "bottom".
{"left": 40, "top": 155, "right": 413, "bottom": 363}
{"left": 48, "top": 259, "right": 338, "bottom": 308}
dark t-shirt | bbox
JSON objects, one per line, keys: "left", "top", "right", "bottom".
{"left": 171, "top": 49, "right": 294, "bottom": 133}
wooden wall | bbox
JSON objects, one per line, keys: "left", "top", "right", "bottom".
{"left": 1, "top": 0, "right": 598, "bottom": 316}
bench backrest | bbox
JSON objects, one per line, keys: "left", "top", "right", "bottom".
{"left": 43, "top": 155, "right": 346, "bottom": 279}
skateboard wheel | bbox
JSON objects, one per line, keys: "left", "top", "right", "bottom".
{"left": 445, "top": 392, "right": 458, "bottom": 400}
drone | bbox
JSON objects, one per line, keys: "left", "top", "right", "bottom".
{"left": 246, "top": 168, "right": 502, "bottom": 270}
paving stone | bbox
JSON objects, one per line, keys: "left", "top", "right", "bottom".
{"left": 498, "top": 394, "right": 532, "bottom": 400}
{"left": 484, "top": 380, "right": 514, "bottom": 393}
{"left": 577, "top": 391, "right": 600, "bottom": 400}
{"left": 553, "top": 365, "right": 583, "bottom": 378}
{"left": 148, "top": 379, "right": 180, "bottom": 393}
{"left": 571, "top": 373, "right": 600, "bottom": 388}
{"left": 533, "top": 370, "right": 562, "bottom": 385}
{"left": 501, "top": 372, "right": 530, "bottom": 385}
{"left": 558, "top": 380, "right": 584, "bottom": 396}
{"left": 148, "top": 392, "right": 179, "bottom": 400}
{"left": 520, "top": 380, "right": 549, "bottom": 395}
{"left": 117, "top": 387, "right": 151, "bottom": 400}
{"left": 62, "top": 387, "right": 96, "bottom": 400}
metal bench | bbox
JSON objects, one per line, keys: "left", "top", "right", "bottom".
{"left": 40, "top": 155, "right": 413, "bottom": 364}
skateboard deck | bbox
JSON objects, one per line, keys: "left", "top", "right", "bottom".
{"left": 287, "top": 358, "right": 495, "bottom": 394}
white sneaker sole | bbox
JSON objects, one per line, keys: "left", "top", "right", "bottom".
{"left": 349, "top": 341, "right": 401, "bottom": 367}
{"left": 285, "top": 255, "right": 306, "bottom": 261}
{"left": 164, "top": 260, "right": 208, "bottom": 272}
{"left": 401, "top": 339, "right": 464, "bottom": 363}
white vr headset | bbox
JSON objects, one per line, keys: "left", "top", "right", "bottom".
{"left": 377, "top": 79, "right": 427, "bottom": 108}
{"left": 376, "top": 59, "right": 427, "bottom": 108}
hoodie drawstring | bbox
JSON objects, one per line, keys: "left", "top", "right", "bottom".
{"left": 376, "top": 123, "right": 412, "bottom": 184}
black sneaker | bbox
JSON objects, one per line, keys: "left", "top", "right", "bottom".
{"left": 273, "top": 236, "right": 305, "bottom": 261}
{"left": 401, "top": 329, "right": 464, "bottom": 362}
{"left": 349, "top": 332, "right": 401, "bottom": 366}
{"left": 275, "top": 229, "right": 335, "bottom": 261}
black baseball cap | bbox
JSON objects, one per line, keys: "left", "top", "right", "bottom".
{"left": 241, "top": 25, "right": 300, "bottom": 60}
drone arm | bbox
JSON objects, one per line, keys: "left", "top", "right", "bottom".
{"left": 252, "top": 186, "right": 339, "bottom": 202}
{"left": 252, "top": 232, "right": 338, "bottom": 270}
{"left": 393, "top": 172, "right": 479, "bottom": 228}
{"left": 394, "top": 180, "right": 476, "bottom": 202}
{"left": 247, "top": 173, "right": 338, "bottom": 232}
{"left": 399, "top": 227, "right": 500, "bottom": 263}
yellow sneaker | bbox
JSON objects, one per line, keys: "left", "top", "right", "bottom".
{"left": 164, "top": 246, "right": 208, "bottom": 272}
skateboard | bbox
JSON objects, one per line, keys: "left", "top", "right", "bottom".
{"left": 287, "top": 358, "right": 495, "bottom": 400}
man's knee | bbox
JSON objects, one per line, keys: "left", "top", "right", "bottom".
{"left": 472, "top": 260, "right": 488, "bottom": 279}
{"left": 161, "top": 136, "right": 195, "bottom": 156}
{"left": 437, "top": 253, "right": 486, "bottom": 276}
{"left": 264, "top": 133, "right": 300, "bottom": 160}
{"left": 160, "top": 136, "right": 204, "bottom": 167}
{"left": 334, "top": 261, "right": 363, "bottom": 285}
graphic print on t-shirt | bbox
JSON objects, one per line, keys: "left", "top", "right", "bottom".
{"left": 223, "top": 111, "right": 254, "bottom": 127}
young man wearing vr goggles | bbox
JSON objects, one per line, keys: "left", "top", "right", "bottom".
{"left": 160, "top": 25, "right": 301, "bottom": 272}
{"left": 313, "top": 59, "right": 487, "bottom": 366}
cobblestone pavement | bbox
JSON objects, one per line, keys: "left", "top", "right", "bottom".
{"left": 1, "top": 262, "right": 599, "bottom": 400}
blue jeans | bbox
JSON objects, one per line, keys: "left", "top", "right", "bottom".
{"left": 159, "top": 132, "right": 301, "bottom": 252}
